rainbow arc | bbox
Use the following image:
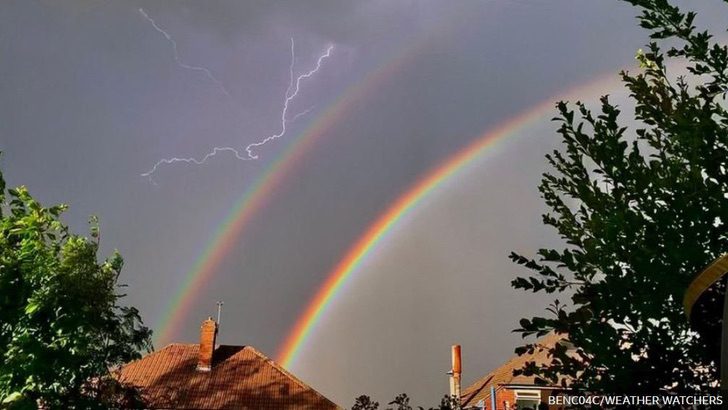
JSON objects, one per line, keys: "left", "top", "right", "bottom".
{"left": 277, "top": 72, "right": 621, "bottom": 368}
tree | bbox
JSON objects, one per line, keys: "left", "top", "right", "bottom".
{"left": 351, "top": 394, "right": 459, "bottom": 410}
{"left": 352, "top": 395, "right": 380, "bottom": 410}
{"left": 0, "top": 165, "right": 152, "bottom": 409}
{"left": 510, "top": 0, "right": 728, "bottom": 398}
{"left": 387, "top": 394, "right": 415, "bottom": 410}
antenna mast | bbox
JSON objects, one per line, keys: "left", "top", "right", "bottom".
{"left": 216, "top": 301, "right": 224, "bottom": 324}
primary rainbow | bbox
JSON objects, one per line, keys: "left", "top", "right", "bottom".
{"left": 155, "top": 41, "right": 430, "bottom": 345}
{"left": 277, "top": 72, "right": 622, "bottom": 368}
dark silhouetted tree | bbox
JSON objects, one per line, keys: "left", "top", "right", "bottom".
{"left": 352, "top": 395, "right": 380, "bottom": 410}
{"left": 352, "top": 394, "right": 459, "bottom": 410}
{"left": 511, "top": 0, "right": 728, "bottom": 398}
{"left": 386, "top": 394, "right": 414, "bottom": 410}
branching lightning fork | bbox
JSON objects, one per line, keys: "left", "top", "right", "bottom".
{"left": 244, "top": 41, "right": 333, "bottom": 159}
{"left": 139, "top": 9, "right": 333, "bottom": 182}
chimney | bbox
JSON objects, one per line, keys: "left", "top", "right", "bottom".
{"left": 448, "top": 344, "right": 462, "bottom": 402}
{"left": 197, "top": 317, "right": 218, "bottom": 371}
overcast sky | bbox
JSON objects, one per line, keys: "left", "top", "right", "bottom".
{"left": 2, "top": 0, "right": 726, "bottom": 406}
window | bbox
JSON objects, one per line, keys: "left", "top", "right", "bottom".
{"left": 514, "top": 390, "right": 541, "bottom": 410}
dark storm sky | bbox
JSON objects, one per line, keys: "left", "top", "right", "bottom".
{"left": 2, "top": 0, "right": 725, "bottom": 406}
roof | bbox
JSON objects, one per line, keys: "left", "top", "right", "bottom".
{"left": 117, "top": 343, "right": 341, "bottom": 410}
{"left": 461, "top": 333, "right": 568, "bottom": 408}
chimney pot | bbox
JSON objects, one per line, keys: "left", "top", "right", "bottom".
{"left": 449, "top": 344, "right": 462, "bottom": 402}
{"left": 197, "top": 317, "right": 218, "bottom": 371}
{"left": 451, "top": 344, "right": 462, "bottom": 374}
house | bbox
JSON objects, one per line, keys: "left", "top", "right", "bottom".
{"left": 117, "top": 317, "right": 341, "bottom": 409}
{"left": 459, "top": 333, "right": 569, "bottom": 410}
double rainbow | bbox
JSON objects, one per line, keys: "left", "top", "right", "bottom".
{"left": 153, "top": 25, "right": 623, "bottom": 367}
{"left": 277, "top": 72, "right": 621, "bottom": 368}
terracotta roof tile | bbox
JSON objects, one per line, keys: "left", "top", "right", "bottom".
{"left": 117, "top": 344, "right": 341, "bottom": 409}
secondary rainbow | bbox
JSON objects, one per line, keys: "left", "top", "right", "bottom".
{"left": 155, "top": 41, "right": 431, "bottom": 345}
{"left": 277, "top": 72, "right": 622, "bottom": 368}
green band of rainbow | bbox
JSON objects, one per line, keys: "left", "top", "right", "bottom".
{"left": 277, "top": 72, "right": 621, "bottom": 368}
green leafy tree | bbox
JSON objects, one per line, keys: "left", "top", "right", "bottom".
{"left": 0, "top": 166, "right": 152, "bottom": 409}
{"left": 511, "top": 0, "right": 728, "bottom": 398}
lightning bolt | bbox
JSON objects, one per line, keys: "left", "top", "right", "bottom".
{"left": 139, "top": 14, "right": 333, "bottom": 181}
{"left": 139, "top": 8, "right": 233, "bottom": 99}
{"left": 245, "top": 41, "right": 333, "bottom": 159}
{"left": 140, "top": 147, "right": 251, "bottom": 181}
